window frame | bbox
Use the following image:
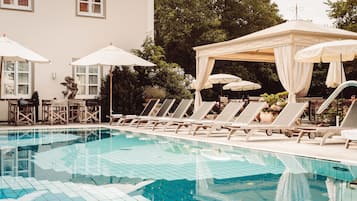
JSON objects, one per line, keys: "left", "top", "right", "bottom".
{"left": 74, "top": 65, "right": 101, "bottom": 99}
{"left": 1, "top": 60, "right": 32, "bottom": 99}
{"left": 76, "top": 0, "right": 105, "bottom": 18}
{"left": 0, "top": 0, "right": 33, "bottom": 12}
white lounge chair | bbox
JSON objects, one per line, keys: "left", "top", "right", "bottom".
{"left": 113, "top": 99, "right": 160, "bottom": 125}
{"left": 227, "top": 102, "right": 308, "bottom": 141}
{"left": 223, "top": 102, "right": 267, "bottom": 139}
{"left": 188, "top": 101, "right": 245, "bottom": 136}
{"left": 297, "top": 100, "right": 357, "bottom": 145}
{"left": 149, "top": 99, "right": 193, "bottom": 130}
{"left": 132, "top": 99, "right": 176, "bottom": 127}
{"left": 166, "top": 101, "right": 216, "bottom": 133}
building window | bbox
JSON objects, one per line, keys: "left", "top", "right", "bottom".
{"left": 1, "top": 61, "right": 32, "bottom": 99}
{"left": 74, "top": 66, "right": 100, "bottom": 98}
{"left": 0, "top": 0, "right": 33, "bottom": 11}
{"left": 77, "top": 0, "right": 105, "bottom": 18}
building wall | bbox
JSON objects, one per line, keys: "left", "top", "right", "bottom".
{"left": 0, "top": 0, "right": 154, "bottom": 121}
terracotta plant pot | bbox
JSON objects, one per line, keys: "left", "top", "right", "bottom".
{"left": 259, "top": 111, "right": 274, "bottom": 123}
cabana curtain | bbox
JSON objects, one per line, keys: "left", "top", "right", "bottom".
{"left": 194, "top": 56, "right": 215, "bottom": 110}
{"left": 273, "top": 45, "right": 313, "bottom": 102}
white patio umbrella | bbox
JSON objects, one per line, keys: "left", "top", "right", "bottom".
{"left": 71, "top": 45, "right": 155, "bottom": 116}
{"left": 208, "top": 73, "right": 242, "bottom": 98}
{"left": 189, "top": 79, "right": 213, "bottom": 90}
{"left": 208, "top": 73, "right": 242, "bottom": 84}
{"left": 0, "top": 35, "right": 50, "bottom": 92}
{"left": 295, "top": 40, "right": 357, "bottom": 63}
{"left": 223, "top": 81, "right": 261, "bottom": 92}
{"left": 295, "top": 39, "right": 357, "bottom": 87}
{"left": 295, "top": 40, "right": 357, "bottom": 122}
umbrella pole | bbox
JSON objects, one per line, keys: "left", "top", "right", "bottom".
{"left": 109, "top": 66, "right": 113, "bottom": 116}
{"left": 0, "top": 56, "right": 2, "bottom": 96}
{"left": 337, "top": 54, "right": 343, "bottom": 126}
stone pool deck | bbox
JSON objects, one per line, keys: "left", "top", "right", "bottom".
{"left": 112, "top": 124, "right": 357, "bottom": 166}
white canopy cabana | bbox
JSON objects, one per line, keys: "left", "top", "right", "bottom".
{"left": 193, "top": 20, "right": 357, "bottom": 109}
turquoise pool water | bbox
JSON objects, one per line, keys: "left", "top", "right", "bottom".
{"left": 0, "top": 127, "right": 356, "bottom": 201}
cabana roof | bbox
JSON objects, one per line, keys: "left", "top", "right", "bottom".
{"left": 194, "top": 20, "right": 357, "bottom": 63}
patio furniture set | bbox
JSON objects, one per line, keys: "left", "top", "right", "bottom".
{"left": 8, "top": 99, "right": 101, "bottom": 125}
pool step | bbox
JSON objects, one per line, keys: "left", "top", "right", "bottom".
{"left": 0, "top": 176, "right": 144, "bottom": 201}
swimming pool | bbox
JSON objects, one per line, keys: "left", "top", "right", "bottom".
{"left": 0, "top": 127, "right": 356, "bottom": 201}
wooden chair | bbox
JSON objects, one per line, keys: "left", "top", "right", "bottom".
{"left": 79, "top": 99, "right": 101, "bottom": 123}
{"left": 8, "top": 100, "right": 35, "bottom": 126}
{"left": 49, "top": 100, "right": 69, "bottom": 125}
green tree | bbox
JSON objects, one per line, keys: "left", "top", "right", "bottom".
{"left": 155, "top": 0, "right": 284, "bottom": 98}
{"left": 133, "top": 37, "right": 192, "bottom": 99}
{"left": 155, "top": 0, "right": 227, "bottom": 75}
{"left": 327, "top": 0, "right": 357, "bottom": 32}
{"left": 155, "top": 0, "right": 283, "bottom": 75}
{"left": 216, "top": 0, "right": 283, "bottom": 39}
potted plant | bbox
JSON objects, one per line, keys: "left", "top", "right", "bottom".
{"left": 259, "top": 91, "right": 288, "bottom": 123}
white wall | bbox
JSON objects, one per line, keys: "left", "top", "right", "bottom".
{"left": 0, "top": 0, "right": 154, "bottom": 121}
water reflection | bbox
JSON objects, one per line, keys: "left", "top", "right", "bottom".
{"left": 326, "top": 177, "right": 357, "bottom": 201}
{"left": 275, "top": 154, "right": 311, "bottom": 201}
{"left": 190, "top": 148, "right": 357, "bottom": 201}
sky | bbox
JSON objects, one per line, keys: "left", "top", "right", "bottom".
{"left": 272, "top": 0, "right": 334, "bottom": 26}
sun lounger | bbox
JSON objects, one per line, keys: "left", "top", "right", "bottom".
{"left": 109, "top": 99, "right": 158, "bottom": 124}
{"left": 113, "top": 99, "right": 160, "bottom": 125}
{"left": 227, "top": 102, "right": 308, "bottom": 141}
{"left": 188, "top": 101, "right": 245, "bottom": 135}
{"left": 132, "top": 99, "right": 176, "bottom": 127}
{"left": 203, "top": 101, "right": 267, "bottom": 136}
{"left": 164, "top": 101, "right": 216, "bottom": 133}
{"left": 222, "top": 102, "right": 267, "bottom": 139}
{"left": 150, "top": 99, "right": 193, "bottom": 130}
{"left": 297, "top": 100, "right": 357, "bottom": 146}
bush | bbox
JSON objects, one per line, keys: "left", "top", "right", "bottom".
{"left": 100, "top": 66, "right": 145, "bottom": 119}
{"left": 143, "top": 86, "right": 166, "bottom": 99}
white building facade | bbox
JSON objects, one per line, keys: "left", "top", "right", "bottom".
{"left": 0, "top": 0, "right": 154, "bottom": 121}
